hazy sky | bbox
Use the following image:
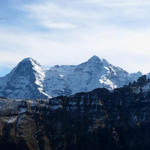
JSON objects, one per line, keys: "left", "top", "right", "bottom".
{"left": 1, "top": 0, "right": 150, "bottom": 76}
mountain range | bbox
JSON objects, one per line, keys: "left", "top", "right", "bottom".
{"left": 0, "top": 56, "right": 143, "bottom": 99}
{"left": 1, "top": 57, "right": 150, "bottom": 150}
{"left": 1, "top": 74, "right": 150, "bottom": 150}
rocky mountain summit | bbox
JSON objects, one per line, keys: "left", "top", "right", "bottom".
{"left": 0, "top": 58, "right": 48, "bottom": 99}
{"left": 0, "top": 56, "right": 142, "bottom": 99}
{"left": 0, "top": 75, "right": 150, "bottom": 150}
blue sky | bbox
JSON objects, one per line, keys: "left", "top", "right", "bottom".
{"left": 1, "top": 0, "right": 150, "bottom": 76}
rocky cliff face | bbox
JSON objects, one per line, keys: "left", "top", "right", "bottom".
{"left": 0, "top": 76, "right": 150, "bottom": 150}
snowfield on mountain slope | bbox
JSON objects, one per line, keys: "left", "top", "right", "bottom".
{"left": 44, "top": 56, "right": 142, "bottom": 97}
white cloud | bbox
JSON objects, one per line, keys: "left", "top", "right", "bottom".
{"left": 1, "top": 25, "right": 150, "bottom": 74}
{"left": 1, "top": 0, "right": 150, "bottom": 75}
{"left": 83, "top": 0, "right": 150, "bottom": 20}
{"left": 22, "top": 2, "right": 85, "bottom": 29}
{"left": 42, "top": 21, "right": 76, "bottom": 29}
{"left": 84, "top": 0, "right": 150, "bottom": 6}
{"left": 20, "top": 0, "right": 150, "bottom": 31}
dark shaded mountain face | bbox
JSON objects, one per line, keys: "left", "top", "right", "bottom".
{"left": 0, "top": 56, "right": 142, "bottom": 99}
{"left": 0, "top": 58, "right": 48, "bottom": 99}
{"left": 0, "top": 76, "right": 150, "bottom": 150}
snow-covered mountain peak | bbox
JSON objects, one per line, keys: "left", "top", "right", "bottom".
{"left": 17, "top": 57, "right": 41, "bottom": 68}
{"left": 0, "top": 56, "right": 144, "bottom": 99}
{"left": 12, "top": 57, "right": 43, "bottom": 76}
{"left": 0, "top": 57, "right": 48, "bottom": 99}
{"left": 87, "top": 55, "right": 107, "bottom": 64}
{"left": 84, "top": 56, "right": 111, "bottom": 70}
{"left": 21, "top": 57, "right": 33, "bottom": 62}
{"left": 88, "top": 55, "right": 100, "bottom": 61}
